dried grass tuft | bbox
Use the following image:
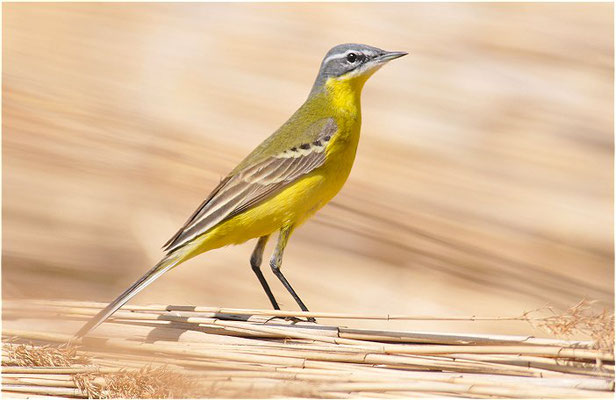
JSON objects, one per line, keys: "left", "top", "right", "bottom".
{"left": 74, "top": 372, "right": 104, "bottom": 399}
{"left": 529, "top": 299, "right": 615, "bottom": 352}
{"left": 3, "top": 339, "right": 89, "bottom": 367}
{"left": 99, "top": 366, "right": 200, "bottom": 399}
{"left": 3, "top": 340, "right": 201, "bottom": 399}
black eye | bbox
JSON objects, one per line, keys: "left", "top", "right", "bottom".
{"left": 346, "top": 53, "right": 357, "bottom": 63}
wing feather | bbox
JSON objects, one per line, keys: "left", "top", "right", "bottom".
{"left": 163, "top": 118, "right": 337, "bottom": 253}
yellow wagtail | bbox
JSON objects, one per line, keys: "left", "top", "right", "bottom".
{"left": 76, "top": 43, "right": 406, "bottom": 337}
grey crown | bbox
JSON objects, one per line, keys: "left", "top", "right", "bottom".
{"left": 310, "top": 43, "right": 386, "bottom": 94}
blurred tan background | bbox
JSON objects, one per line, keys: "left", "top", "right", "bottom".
{"left": 3, "top": 3, "right": 613, "bottom": 335}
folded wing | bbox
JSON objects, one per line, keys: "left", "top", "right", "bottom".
{"left": 163, "top": 118, "right": 337, "bottom": 253}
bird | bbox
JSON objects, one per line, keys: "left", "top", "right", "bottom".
{"left": 75, "top": 43, "right": 407, "bottom": 338}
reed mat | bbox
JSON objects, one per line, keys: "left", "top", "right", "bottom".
{"left": 2, "top": 300, "right": 614, "bottom": 399}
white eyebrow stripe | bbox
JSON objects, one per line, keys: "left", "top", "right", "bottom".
{"left": 322, "top": 49, "right": 369, "bottom": 65}
{"left": 322, "top": 52, "right": 347, "bottom": 65}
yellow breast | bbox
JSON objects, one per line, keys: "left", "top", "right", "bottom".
{"left": 185, "top": 76, "right": 364, "bottom": 258}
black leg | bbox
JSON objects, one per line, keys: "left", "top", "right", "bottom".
{"left": 270, "top": 226, "right": 316, "bottom": 322}
{"left": 250, "top": 235, "right": 280, "bottom": 310}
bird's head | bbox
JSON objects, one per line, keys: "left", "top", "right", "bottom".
{"left": 311, "top": 43, "right": 407, "bottom": 96}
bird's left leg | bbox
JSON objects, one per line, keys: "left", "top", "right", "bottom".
{"left": 250, "top": 235, "right": 280, "bottom": 310}
{"left": 270, "top": 225, "right": 316, "bottom": 323}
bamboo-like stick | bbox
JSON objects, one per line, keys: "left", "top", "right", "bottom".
{"left": 12, "top": 300, "right": 595, "bottom": 348}
{"left": 4, "top": 368, "right": 612, "bottom": 395}
{"left": 188, "top": 318, "right": 613, "bottom": 361}
{"left": 3, "top": 332, "right": 608, "bottom": 382}
{"left": 7, "top": 299, "right": 587, "bottom": 323}
{"left": 337, "top": 328, "right": 593, "bottom": 348}
{"left": 2, "top": 366, "right": 122, "bottom": 374}
{"left": 3, "top": 376, "right": 79, "bottom": 388}
{"left": 320, "top": 381, "right": 611, "bottom": 399}
{"left": 0, "top": 393, "right": 76, "bottom": 400}
{"left": 3, "top": 328, "right": 551, "bottom": 377}
{"left": 4, "top": 322, "right": 608, "bottom": 378}
{"left": 2, "top": 385, "right": 84, "bottom": 397}
{"left": 4, "top": 300, "right": 612, "bottom": 399}
{"left": 104, "top": 329, "right": 558, "bottom": 378}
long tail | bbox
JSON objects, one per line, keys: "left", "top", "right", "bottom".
{"left": 74, "top": 253, "right": 183, "bottom": 338}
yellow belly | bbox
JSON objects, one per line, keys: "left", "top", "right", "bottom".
{"left": 180, "top": 76, "right": 365, "bottom": 261}
{"left": 184, "top": 128, "right": 360, "bottom": 259}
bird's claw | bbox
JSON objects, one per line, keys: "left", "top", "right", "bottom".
{"left": 287, "top": 316, "right": 317, "bottom": 324}
{"left": 264, "top": 315, "right": 317, "bottom": 324}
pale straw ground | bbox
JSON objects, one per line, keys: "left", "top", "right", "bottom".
{"left": 2, "top": 300, "right": 614, "bottom": 398}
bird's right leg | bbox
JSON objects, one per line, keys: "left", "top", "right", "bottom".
{"left": 270, "top": 226, "right": 316, "bottom": 323}
{"left": 250, "top": 235, "right": 280, "bottom": 310}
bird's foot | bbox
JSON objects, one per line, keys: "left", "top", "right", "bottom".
{"left": 286, "top": 316, "right": 317, "bottom": 324}
{"left": 264, "top": 315, "right": 317, "bottom": 324}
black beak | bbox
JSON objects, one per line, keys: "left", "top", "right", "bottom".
{"left": 375, "top": 51, "right": 408, "bottom": 63}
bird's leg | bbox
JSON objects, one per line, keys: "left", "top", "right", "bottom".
{"left": 250, "top": 235, "right": 280, "bottom": 310}
{"left": 270, "top": 226, "right": 316, "bottom": 323}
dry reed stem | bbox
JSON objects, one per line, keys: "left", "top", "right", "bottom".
{"left": 3, "top": 300, "right": 614, "bottom": 399}
{"left": 13, "top": 299, "right": 607, "bottom": 324}
{"left": 2, "top": 384, "right": 83, "bottom": 397}
{"left": 11, "top": 304, "right": 601, "bottom": 357}
{"left": 6, "top": 299, "right": 601, "bottom": 349}
{"left": 87, "top": 313, "right": 612, "bottom": 361}
{"left": 2, "top": 329, "right": 569, "bottom": 378}
{"left": 2, "top": 329, "right": 609, "bottom": 382}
